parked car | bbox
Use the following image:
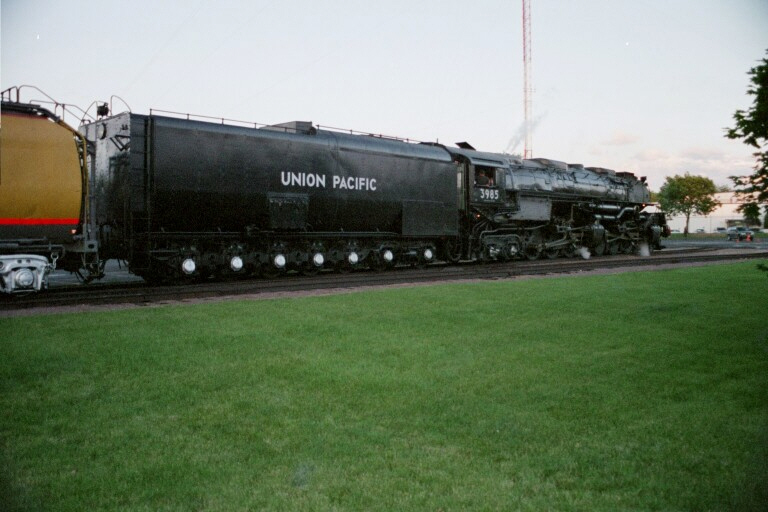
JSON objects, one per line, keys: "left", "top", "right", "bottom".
{"left": 726, "top": 226, "right": 753, "bottom": 241}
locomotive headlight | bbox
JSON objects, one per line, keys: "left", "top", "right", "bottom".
{"left": 423, "top": 248, "right": 434, "bottom": 261}
{"left": 181, "top": 258, "right": 197, "bottom": 275}
{"left": 382, "top": 249, "right": 394, "bottom": 263}
{"left": 15, "top": 268, "right": 36, "bottom": 288}
{"left": 273, "top": 254, "right": 286, "bottom": 269}
{"left": 229, "top": 256, "right": 244, "bottom": 272}
{"left": 347, "top": 252, "right": 359, "bottom": 265}
{"left": 312, "top": 253, "right": 325, "bottom": 267}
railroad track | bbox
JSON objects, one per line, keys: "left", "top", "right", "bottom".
{"left": 2, "top": 248, "right": 766, "bottom": 315}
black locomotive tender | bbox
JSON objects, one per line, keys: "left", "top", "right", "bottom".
{"left": 80, "top": 111, "right": 666, "bottom": 283}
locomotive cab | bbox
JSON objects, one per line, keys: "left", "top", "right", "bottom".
{"left": 448, "top": 147, "right": 517, "bottom": 211}
{"left": 472, "top": 166, "right": 503, "bottom": 204}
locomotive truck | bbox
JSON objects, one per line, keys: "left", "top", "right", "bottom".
{"left": 1, "top": 88, "right": 668, "bottom": 293}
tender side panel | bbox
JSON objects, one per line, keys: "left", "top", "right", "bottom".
{"left": 0, "top": 111, "right": 82, "bottom": 240}
{"left": 146, "top": 116, "right": 458, "bottom": 237}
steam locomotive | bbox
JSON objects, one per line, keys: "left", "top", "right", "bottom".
{"left": 1, "top": 88, "right": 668, "bottom": 293}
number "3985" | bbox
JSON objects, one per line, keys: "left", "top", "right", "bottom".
{"left": 479, "top": 188, "right": 499, "bottom": 201}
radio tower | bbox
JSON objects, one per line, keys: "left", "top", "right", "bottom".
{"left": 522, "top": 0, "right": 532, "bottom": 158}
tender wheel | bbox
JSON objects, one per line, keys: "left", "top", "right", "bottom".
{"left": 607, "top": 242, "right": 619, "bottom": 256}
{"left": 336, "top": 248, "right": 361, "bottom": 273}
{"left": 367, "top": 252, "right": 386, "bottom": 272}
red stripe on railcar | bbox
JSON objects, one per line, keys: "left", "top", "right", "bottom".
{"left": 0, "top": 218, "right": 79, "bottom": 225}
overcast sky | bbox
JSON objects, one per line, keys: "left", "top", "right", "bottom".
{"left": 2, "top": 0, "right": 767, "bottom": 190}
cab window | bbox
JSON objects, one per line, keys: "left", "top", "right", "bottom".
{"left": 474, "top": 166, "right": 496, "bottom": 187}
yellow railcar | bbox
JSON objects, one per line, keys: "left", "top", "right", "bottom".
{"left": 1, "top": 105, "right": 83, "bottom": 234}
{"left": 0, "top": 98, "right": 94, "bottom": 292}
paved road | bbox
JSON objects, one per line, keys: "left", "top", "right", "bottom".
{"left": 662, "top": 237, "right": 768, "bottom": 251}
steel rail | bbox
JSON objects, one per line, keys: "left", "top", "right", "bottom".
{"left": 2, "top": 249, "right": 767, "bottom": 314}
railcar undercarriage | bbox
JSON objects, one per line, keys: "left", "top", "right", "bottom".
{"left": 113, "top": 202, "right": 663, "bottom": 285}
{"left": 120, "top": 231, "right": 442, "bottom": 284}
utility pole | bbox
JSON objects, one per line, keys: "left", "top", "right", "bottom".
{"left": 522, "top": 0, "right": 532, "bottom": 158}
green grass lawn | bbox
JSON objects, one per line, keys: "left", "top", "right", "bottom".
{"left": 2, "top": 263, "right": 767, "bottom": 511}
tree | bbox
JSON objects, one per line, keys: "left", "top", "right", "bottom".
{"left": 658, "top": 173, "right": 719, "bottom": 236}
{"left": 716, "top": 184, "right": 732, "bottom": 193}
{"left": 742, "top": 202, "right": 762, "bottom": 227}
{"left": 726, "top": 50, "right": 768, "bottom": 221}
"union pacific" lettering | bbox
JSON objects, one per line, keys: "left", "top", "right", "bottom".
{"left": 280, "top": 172, "right": 326, "bottom": 188}
{"left": 280, "top": 172, "right": 377, "bottom": 191}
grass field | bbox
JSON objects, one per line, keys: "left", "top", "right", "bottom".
{"left": 2, "top": 262, "right": 767, "bottom": 511}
